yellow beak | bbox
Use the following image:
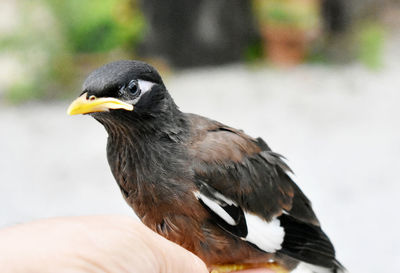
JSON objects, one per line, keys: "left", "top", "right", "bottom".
{"left": 67, "top": 93, "right": 134, "bottom": 115}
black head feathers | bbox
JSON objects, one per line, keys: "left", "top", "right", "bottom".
{"left": 82, "top": 60, "right": 164, "bottom": 97}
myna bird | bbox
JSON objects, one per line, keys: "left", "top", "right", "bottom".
{"left": 67, "top": 60, "right": 345, "bottom": 273}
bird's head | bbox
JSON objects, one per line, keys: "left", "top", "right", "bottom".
{"left": 67, "top": 60, "right": 172, "bottom": 121}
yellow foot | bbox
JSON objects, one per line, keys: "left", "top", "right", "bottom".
{"left": 210, "top": 262, "right": 289, "bottom": 273}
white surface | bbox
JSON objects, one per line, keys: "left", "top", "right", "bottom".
{"left": 1, "top": 35, "right": 400, "bottom": 272}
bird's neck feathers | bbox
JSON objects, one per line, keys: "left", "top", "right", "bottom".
{"left": 96, "top": 97, "right": 191, "bottom": 207}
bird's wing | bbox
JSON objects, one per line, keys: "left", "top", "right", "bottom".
{"left": 187, "top": 114, "right": 338, "bottom": 268}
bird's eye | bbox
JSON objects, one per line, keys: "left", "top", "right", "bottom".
{"left": 127, "top": 80, "right": 141, "bottom": 96}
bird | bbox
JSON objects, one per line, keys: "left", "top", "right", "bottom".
{"left": 67, "top": 60, "right": 345, "bottom": 273}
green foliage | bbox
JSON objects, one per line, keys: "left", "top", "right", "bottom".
{"left": 46, "top": 0, "right": 145, "bottom": 53}
{"left": 244, "top": 40, "right": 264, "bottom": 62}
{"left": 6, "top": 81, "right": 40, "bottom": 104}
{"left": 254, "top": 0, "right": 319, "bottom": 30}
{"left": 357, "top": 23, "right": 385, "bottom": 69}
{"left": 2, "top": 0, "right": 145, "bottom": 103}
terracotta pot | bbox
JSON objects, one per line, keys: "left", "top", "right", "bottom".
{"left": 262, "top": 27, "right": 308, "bottom": 66}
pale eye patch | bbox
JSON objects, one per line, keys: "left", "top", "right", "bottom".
{"left": 126, "top": 79, "right": 155, "bottom": 104}
{"left": 138, "top": 79, "right": 155, "bottom": 93}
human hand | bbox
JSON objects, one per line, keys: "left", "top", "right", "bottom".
{"left": 0, "top": 215, "right": 207, "bottom": 273}
{"left": 0, "top": 215, "right": 275, "bottom": 273}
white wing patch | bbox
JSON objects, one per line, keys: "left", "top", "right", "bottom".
{"left": 194, "top": 190, "right": 285, "bottom": 253}
{"left": 244, "top": 213, "right": 284, "bottom": 253}
{"left": 194, "top": 191, "right": 236, "bottom": 225}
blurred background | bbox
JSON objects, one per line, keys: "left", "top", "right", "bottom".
{"left": 0, "top": 0, "right": 399, "bottom": 272}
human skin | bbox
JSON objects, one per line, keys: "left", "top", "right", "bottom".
{"left": 0, "top": 215, "right": 273, "bottom": 273}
